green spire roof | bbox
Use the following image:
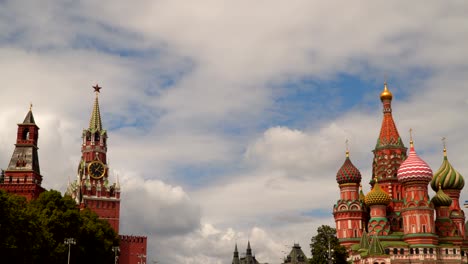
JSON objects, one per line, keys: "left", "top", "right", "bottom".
{"left": 368, "top": 235, "right": 385, "bottom": 256}
{"left": 89, "top": 89, "right": 103, "bottom": 132}
{"left": 359, "top": 230, "right": 369, "bottom": 249}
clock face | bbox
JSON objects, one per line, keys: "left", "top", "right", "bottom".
{"left": 88, "top": 161, "right": 106, "bottom": 179}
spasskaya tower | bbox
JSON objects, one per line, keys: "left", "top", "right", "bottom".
{"left": 67, "top": 85, "right": 120, "bottom": 232}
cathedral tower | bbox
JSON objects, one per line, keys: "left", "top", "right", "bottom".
{"left": 333, "top": 148, "right": 367, "bottom": 247}
{"left": 0, "top": 106, "right": 45, "bottom": 200}
{"left": 397, "top": 135, "right": 437, "bottom": 245}
{"left": 372, "top": 82, "right": 407, "bottom": 232}
{"left": 431, "top": 144, "right": 465, "bottom": 242}
{"left": 67, "top": 85, "right": 120, "bottom": 232}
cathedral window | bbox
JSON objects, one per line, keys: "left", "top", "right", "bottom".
{"left": 400, "top": 248, "right": 404, "bottom": 254}
{"left": 24, "top": 176, "right": 27, "bottom": 183}
{"left": 410, "top": 248, "right": 414, "bottom": 254}
{"left": 446, "top": 249, "right": 449, "bottom": 254}
{"left": 9, "top": 176, "right": 12, "bottom": 183}
{"left": 453, "top": 249, "right": 457, "bottom": 254}
{"left": 415, "top": 248, "right": 419, "bottom": 254}
{"left": 17, "top": 178, "right": 19, "bottom": 183}
{"left": 393, "top": 248, "right": 397, "bottom": 254}
{"left": 429, "top": 248, "right": 433, "bottom": 254}
{"left": 423, "top": 248, "right": 427, "bottom": 254}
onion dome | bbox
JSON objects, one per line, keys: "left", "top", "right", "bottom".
{"left": 397, "top": 138, "right": 433, "bottom": 184}
{"left": 336, "top": 150, "right": 362, "bottom": 184}
{"left": 431, "top": 147, "right": 464, "bottom": 191}
{"left": 380, "top": 82, "right": 393, "bottom": 101}
{"left": 431, "top": 184, "right": 452, "bottom": 207}
{"left": 365, "top": 179, "right": 391, "bottom": 206}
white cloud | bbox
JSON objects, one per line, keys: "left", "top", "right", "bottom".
{"left": 0, "top": 1, "right": 468, "bottom": 263}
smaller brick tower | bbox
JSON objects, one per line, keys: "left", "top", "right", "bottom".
{"left": 0, "top": 106, "right": 45, "bottom": 200}
{"left": 397, "top": 135, "right": 437, "bottom": 245}
{"left": 67, "top": 85, "right": 120, "bottom": 232}
{"left": 333, "top": 148, "right": 368, "bottom": 247}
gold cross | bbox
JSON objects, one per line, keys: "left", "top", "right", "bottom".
{"left": 442, "top": 137, "right": 447, "bottom": 149}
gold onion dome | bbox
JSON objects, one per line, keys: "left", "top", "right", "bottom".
{"left": 365, "top": 180, "right": 391, "bottom": 206}
{"left": 430, "top": 148, "right": 465, "bottom": 191}
{"left": 431, "top": 184, "right": 452, "bottom": 207}
{"left": 336, "top": 151, "right": 362, "bottom": 184}
{"left": 380, "top": 82, "right": 393, "bottom": 101}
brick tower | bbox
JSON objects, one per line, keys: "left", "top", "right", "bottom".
{"left": 371, "top": 82, "right": 407, "bottom": 232}
{"left": 0, "top": 106, "right": 45, "bottom": 200}
{"left": 67, "top": 85, "right": 120, "bottom": 232}
{"left": 333, "top": 148, "right": 368, "bottom": 247}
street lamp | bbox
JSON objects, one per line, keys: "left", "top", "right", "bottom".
{"left": 112, "top": 246, "right": 120, "bottom": 264}
{"left": 64, "top": 238, "right": 76, "bottom": 264}
{"left": 137, "top": 253, "right": 146, "bottom": 264}
{"left": 327, "top": 235, "right": 334, "bottom": 264}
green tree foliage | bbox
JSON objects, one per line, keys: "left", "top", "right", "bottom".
{"left": 309, "top": 225, "right": 347, "bottom": 264}
{"left": 0, "top": 190, "right": 119, "bottom": 264}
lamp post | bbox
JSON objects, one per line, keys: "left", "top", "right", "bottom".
{"left": 137, "top": 253, "right": 146, "bottom": 264}
{"left": 112, "top": 246, "right": 120, "bottom": 264}
{"left": 327, "top": 234, "right": 334, "bottom": 264}
{"left": 64, "top": 238, "right": 76, "bottom": 264}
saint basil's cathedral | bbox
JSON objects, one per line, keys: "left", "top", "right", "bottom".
{"left": 333, "top": 83, "right": 468, "bottom": 263}
{"left": 0, "top": 86, "right": 147, "bottom": 264}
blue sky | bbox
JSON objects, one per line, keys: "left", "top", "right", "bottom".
{"left": 0, "top": 1, "right": 468, "bottom": 264}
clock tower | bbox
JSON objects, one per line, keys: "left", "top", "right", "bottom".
{"left": 67, "top": 85, "right": 121, "bottom": 232}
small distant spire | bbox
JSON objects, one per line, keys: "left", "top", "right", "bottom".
{"left": 246, "top": 241, "right": 252, "bottom": 255}
{"left": 345, "top": 139, "right": 349, "bottom": 157}
{"left": 442, "top": 137, "right": 447, "bottom": 157}
{"left": 29, "top": 102, "right": 33, "bottom": 111}
{"left": 409, "top": 128, "right": 414, "bottom": 148}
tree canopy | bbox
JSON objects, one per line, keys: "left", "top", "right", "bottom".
{"left": 0, "top": 190, "right": 119, "bottom": 264}
{"left": 309, "top": 225, "right": 347, "bottom": 264}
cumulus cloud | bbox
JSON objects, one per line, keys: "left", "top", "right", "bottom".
{"left": 0, "top": 1, "right": 468, "bottom": 264}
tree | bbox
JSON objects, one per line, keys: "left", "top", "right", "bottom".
{"left": 309, "top": 225, "right": 347, "bottom": 264}
{"left": 0, "top": 190, "right": 119, "bottom": 264}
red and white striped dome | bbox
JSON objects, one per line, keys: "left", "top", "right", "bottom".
{"left": 397, "top": 141, "right": 433, "bottom": 184}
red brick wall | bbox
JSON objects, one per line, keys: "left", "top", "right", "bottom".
{"left": 119, "top": 235, "right": 147, "bottom": 264}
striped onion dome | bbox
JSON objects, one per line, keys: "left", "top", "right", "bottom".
{"left": 431, "top": 148, "right": 464, "bottom": 191}
{"left": 365, "top": 180, "right": 391, "bottom": 206}
{"left": 336, "top": 151, "right": 362, "bottom": 184}
{"left": 397, "top": 140, "right": 433, "bottom": 184}
{"left": 431, "top": 184, "right": 452, "bottom": 207}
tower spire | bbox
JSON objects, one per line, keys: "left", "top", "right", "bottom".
{"left": 89, "top": 84, "right": 103, "bottom": 132}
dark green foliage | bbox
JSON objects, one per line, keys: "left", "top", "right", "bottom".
{"left": 309, "top": 225, "right": 348, "bottom": 264}
{"left": 0, "top": 190, "right": 119, "bottom": 264}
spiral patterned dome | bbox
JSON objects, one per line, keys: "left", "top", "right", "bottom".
{"left": 336, "top": 152, "right": 362, "bottom": 184}
{"left": 397, "top": 142, "right": 433, "bottom": 184}
{"left": 365, "top": 181, "right": 391, "bottom": 206}
{"left": 431, "top": 149, "right": 464, "bottom": 191}
{"left": 431, "top": 185, "right": 452, "bottom": 207}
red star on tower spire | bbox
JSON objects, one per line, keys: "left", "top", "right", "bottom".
{"left": 93, "top": 84, "right": 102, "bottom": 93}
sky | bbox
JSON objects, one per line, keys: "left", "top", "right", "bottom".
{"left": 1, "top": 1, "right": 468, "bottom": 263}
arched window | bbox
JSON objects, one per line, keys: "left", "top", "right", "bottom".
{"left": 454, "top": 249, "right": 457, "bottom": 254}
{"left": 446, "top": 249, "right": 449, "bottom": 254}
{"left": 400, "top": 248, "right": 404, "bottom": 254}
{"left": 393, "top": 248, "right": 398, "bottom": 254}
{"left": 22, "top": 128, "right": 30, "bottom": 140}
{"left": 410, "top": 248, "right": 414, "bottom": 254}
{"left": 24, "top": 176, "right": 27, "bottom": 183}
{"left": 429, "top": 248, "right": 434, "bottom": 254}
{"left": 423, "top": 248, "right": 427, "bottom": 254}
{"left": 415, "top": 248, "right": 419, "bottom": 254}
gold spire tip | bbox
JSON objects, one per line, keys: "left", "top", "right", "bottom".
{"left": 380, "top": 81, "right": 393, "bottom": 101}
{"left": 442, "top": 137, "right": 447, "bottom": 156}
{"left": 345, "top": 139, "right": 349, "bottom": 157}
{"left": 29, "top": 102, "right": 33, "bottom": 111}
{"left": 409, "top": 128, "right": 414, "bottom": 146}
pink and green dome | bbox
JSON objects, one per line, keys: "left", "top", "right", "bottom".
{"left": 431, "top": 149, "right": 464, "bottom": 191}
{"left": 365, "top": 181, "right": 391, "bottom": 206}
{"left": 397, "top": 141, "right": 433, "bottom": 184}
{"left": 336, "top": 152, "right": 362, "bottom": 184}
